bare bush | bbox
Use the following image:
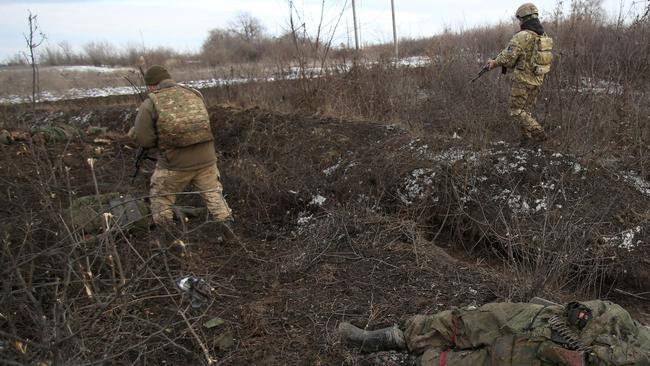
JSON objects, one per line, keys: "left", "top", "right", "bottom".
{"left": 201, "top": 13, "right": 271, "bottom": 66}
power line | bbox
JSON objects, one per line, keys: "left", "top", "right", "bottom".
{"left": 391, "top": 0, "right": 398, "bottom": 59}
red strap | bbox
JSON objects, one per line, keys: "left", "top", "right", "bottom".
{"left": 450, "top": 317, "right": 461, "bottom": 346}
{"left": 440, "top": 351, "right": 447, "bottom": 366}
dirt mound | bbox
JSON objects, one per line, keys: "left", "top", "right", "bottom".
{"left": 210, "top": 105, "right": 649, "bottom": 292}
{"left": 397, "top": 141, "right": 650, "bottom": 290}
{"left": 1, "top": 104, "right": 648, "bottom": 365}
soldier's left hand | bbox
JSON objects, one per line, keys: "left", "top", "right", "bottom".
{"left": 487, "top": 60, "right": 498, "bottom": 71}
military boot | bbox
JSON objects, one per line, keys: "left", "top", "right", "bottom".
{"left": 520, "top": 134, "right": 545, "bottom": 149}
{"left": 217, "top": 218, "right": 236, "bottom": 242}
{"left": 532, "top": 129, "right": 548, "bottom": 143}
{"left": 519, "top": 136, "right": 533, "bottom": 148}
{"left": 338, "top": 322, "right": 406, "bottom": 353}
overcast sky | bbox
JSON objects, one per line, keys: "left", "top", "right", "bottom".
{"left": 0, "top": 0, "right": 643, "bottom": 62}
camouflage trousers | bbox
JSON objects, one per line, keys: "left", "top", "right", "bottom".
{"left": 403, "top": 311, "right": 551, "bottom": 366}
{"left": 509, "top": 81, "right": 545, "bottom": 140}
{"left": 150, "top": 163, "right": 232, "bottom": 225}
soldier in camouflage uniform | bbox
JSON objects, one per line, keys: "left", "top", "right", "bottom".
{"left": 133, "top": 65, "right": 233, "bottom": 233}
{"left": 339, "top": 300, "right": 650, "bottom": 365}
{"left": 487, "top": 3, "right": 554, "bottom": 145}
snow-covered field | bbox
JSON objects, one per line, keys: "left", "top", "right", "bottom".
{"left": 0, "top": 57, "right": 432, "bottom": 105}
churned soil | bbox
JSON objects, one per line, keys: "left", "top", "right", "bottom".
{"left": 1, "top": 104, "right": 648, "bottom": 365}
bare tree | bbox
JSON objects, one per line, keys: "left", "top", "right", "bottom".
{"left": 23, "top": 10, "right": 46, "bottom": 115}
{"left": 229, "top": 13, "right": 265, "bottom": 41}
{"left": 202, "top": 14, "right": 268, "bottom": 65}
{"left": 286, "top": 0, "right": 348, "bottom": 106}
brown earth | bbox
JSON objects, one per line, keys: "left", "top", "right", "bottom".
{"left": 1, "top": 104, "right": 648, "bottom": 365}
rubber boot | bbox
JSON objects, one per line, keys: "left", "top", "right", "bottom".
{"left": 532, "top": 129, "right": 548, "bottom": 143}
{"left": 338, "top": 322, "right": 406, "bottom": 353}
{"left": 519, "top": 136, "right": 532, "bottom": 148}
{"left": 217, "top": 218, "right": 236, "bottom": 242}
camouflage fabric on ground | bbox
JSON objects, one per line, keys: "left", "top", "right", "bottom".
{"left": 68, "top": 193, "right": 151, "bottom": 234}
{"left": 31, "top": 123, "right": 82, "bottom": 143}
{"left": 403, "top": 300, "right": 650, "bottom": 366}
{"left": 0, "top": 129, "right": 11, "bottom": 145}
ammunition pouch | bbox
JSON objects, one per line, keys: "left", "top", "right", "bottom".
{"left": 534, "top": 35, "right": 554, "bottom": 76}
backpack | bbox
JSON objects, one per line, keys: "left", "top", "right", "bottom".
{"left": 533, "top": 34, "right": 554, "bottom": 76}
{"left": 149, "top": 86, "right": 214, "bottom": 150}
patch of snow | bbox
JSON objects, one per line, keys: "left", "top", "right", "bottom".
{"left": 622, "top": 171, "right": 650, "bottom": 196}
{"left": 603, "top": 226, "right": 642, "bottom": 251}
{"left": 577, "top": 77, "right": 624, "bottom": 95}
{"left": 323, "top": 161, "right": 341, "bottom": 176}
{"left": 297, "top": 211, "right": 313, "bottom": 226}
{"left": 507, "top": 195, "right": 531, "bottom": 215}
{"left": 534, "top": 199, "right": 547, "bottom": 212}
{"left": 310, "top": 195, "right": 327, "bottom": 206}
{"left": 394, "top": 56, "right": 432, "bottom": 67}
{"left": 399, "top": 168, "right": 438, "bottom": 205}
{"left": 54, "top": 65, "right": 133, "bottom": 74}
{"left": 572, "top": 162, "right": 583, "bottom": 174}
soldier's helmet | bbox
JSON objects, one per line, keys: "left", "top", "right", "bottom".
{"left": 516, "top": 3, "right": 539, "bottom": 19}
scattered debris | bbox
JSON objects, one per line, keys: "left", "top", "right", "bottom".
{"left": 203, "top": 317, "right": 225, "bottom": 329}
{"left": 176, "top": 276, "right": 214, "bottom": 309}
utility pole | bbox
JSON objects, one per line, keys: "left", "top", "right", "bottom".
{"left": 346, "top": 18, "right": 351, "bottom": 49}
{"left": 391, "top": 0, "right": 398, "bottom": 59}
{"left": 352, "top": 0, "right": 360, "bottom": 51}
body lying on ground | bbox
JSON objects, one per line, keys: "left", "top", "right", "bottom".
{"left": 339, "top": 300, "right": 650, "bottom": 365}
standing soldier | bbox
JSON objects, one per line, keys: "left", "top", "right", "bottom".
{"left": 132, "top": 65, "right": 234, "bottom": 236}
{"left": 487, "top": 3, "right": 554, "bottom": 146}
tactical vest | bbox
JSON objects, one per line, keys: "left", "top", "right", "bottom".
{"left": 532, "top": 33, "right": 554, "bottom": 76}
{"left": 148, "top": 86, "right": 214, "bottom": 150}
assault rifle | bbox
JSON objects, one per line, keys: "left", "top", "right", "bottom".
{"left": 131, "top": 146, "right": 155, "bottom": 184}
{"left": 471, "top": 61, "right": 507, "bottom": 83}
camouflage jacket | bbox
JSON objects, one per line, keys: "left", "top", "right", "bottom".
{"left": 494, "top": 30, "right": 545, "bottom": 86}
{"left": 134, "top": 80, "right": 217, "bottom": 172}
{"left": 411, "top": 301, "right": 650, "bottom": 366}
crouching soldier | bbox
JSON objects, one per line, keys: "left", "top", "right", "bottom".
{"left": 339, "top": 300, "right": 650, "bottom": 365}
{"left": 132, "top": 65, "right": 234, "bottom": 237}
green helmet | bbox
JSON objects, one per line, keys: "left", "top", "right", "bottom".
{"left": 144, "top": 65, "right": 172, "bottom": 86}
{"left": 516, "top": 3, "right": 539, "bottom": 19}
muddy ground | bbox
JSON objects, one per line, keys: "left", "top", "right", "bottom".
{"left": 1, "top": 103, "right": 649, "bottom": 365}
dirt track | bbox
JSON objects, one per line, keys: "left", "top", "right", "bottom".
{"left": 1, "top": 104, "right": 649, "bottom": 365}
